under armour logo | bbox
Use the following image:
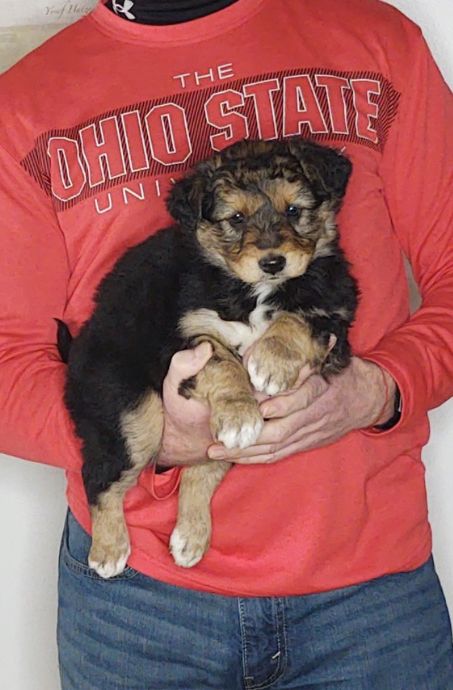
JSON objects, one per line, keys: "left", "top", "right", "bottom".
{"left": 112, "top": 0, "right": 136, "bottom": 21}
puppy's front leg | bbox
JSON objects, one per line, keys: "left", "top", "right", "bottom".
{"left": 248, "top": 313, "right": 331, "bottom": 395}
{"left": 170, "top": 342, "right": 262, "bottom": 568}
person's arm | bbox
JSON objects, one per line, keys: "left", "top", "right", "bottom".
{"left": 0, "top": 144, "right": 81, "bottom": 471}
{"left": 208, "top": 28, "right": 453, "bottom": 464}
{"left": 0, "top": 141, "right": 218, "bottom": 472}
{"left": 362, "top": 29, "right": 453, "bottom": 427}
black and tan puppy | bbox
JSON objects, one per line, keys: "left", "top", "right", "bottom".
{"left": 58, "top": 137, "right": 358, "bottom": 577}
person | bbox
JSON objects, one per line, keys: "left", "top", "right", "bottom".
{"left": 0, "top": 0, "right": 452, "bottom": 687}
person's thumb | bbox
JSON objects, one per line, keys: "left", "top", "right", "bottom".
{"left": 168, "top": 342, "right": 213, "bottom": 381}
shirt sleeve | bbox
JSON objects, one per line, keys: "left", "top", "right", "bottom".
{"left": 363, "top": 29, "right": 453, "bottom": 431}
{"left": 0, "top": 144, "right": 82, "bottom": 471}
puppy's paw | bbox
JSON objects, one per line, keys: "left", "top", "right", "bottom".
{"left": 248, "top": 337, "right": 303, "bottom": 394}
{"left": 212, "top": 397, "right": 263, "bottom": 449}
{"left": 170, "top": 521, "right": 210, "bottom": 568}
{"left": 88, "top": 536, "right": 131, "bottom": 579}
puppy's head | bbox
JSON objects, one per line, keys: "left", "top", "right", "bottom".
{"left": 167, "top": 138, "right": 352, "bottom": 286}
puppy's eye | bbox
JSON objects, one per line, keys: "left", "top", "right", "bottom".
{"left": 286, "top": 205, "right": 301, "bottom": 219}
{"left": 229, "top": 212, "right": 245, "bottom": 225}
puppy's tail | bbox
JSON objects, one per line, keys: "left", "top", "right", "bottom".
{"left": 54, "top": 318, "right": 73, "bottom": 363}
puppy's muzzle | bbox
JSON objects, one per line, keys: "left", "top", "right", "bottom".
{"left": 259, "top": 254, "right": 286, "bottom": 275}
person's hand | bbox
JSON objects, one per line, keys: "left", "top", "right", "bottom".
{"left": 156, "top": 343, "right": 214, "bottom": 467}
{"left": 207, "top": 357, "right": 396, "bottom": 464}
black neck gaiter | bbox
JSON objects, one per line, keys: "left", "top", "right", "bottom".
{"left": 105, "top": 0, "right": 240, "bottom": 25}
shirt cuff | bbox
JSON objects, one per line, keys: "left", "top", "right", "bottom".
{"left": 360, "top": 353, "right": 408, "bottom": 436}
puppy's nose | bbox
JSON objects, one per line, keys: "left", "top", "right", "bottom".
{"left": 259, "top": 254, "right": 286, "bottom": 275}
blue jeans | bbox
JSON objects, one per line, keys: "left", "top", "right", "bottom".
{"left": 58, "top": 510, "right": 453, "bottom": 689}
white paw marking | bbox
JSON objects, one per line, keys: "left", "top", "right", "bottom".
{"left": 217, "top": 418, "right": 263, "bottom": 449}
{"left": 169, "top": 527, "right": 206, "bottom": 568}
{"left": 89, "top": 545, "right": 130, "bottom": 579}
{"left": 265, "top": 381, "right": 280, "bottom": 395}
{"left": 248, "top": 357, "right": 285, "bottom": 395}
{"left": 247, "top": 357, "right": 266, "bottom": 392}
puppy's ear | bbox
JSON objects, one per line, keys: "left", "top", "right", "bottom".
{"left": 167, "top": 160, "right": 217, "bottom": 230}
{"left": 287, "top": 138, "right": 352, "bottom": 201}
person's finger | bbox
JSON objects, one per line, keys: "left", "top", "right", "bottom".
{"left": 229, "top": 443, "right": 301, "bottom": 465}
{"left": 217, "top": 442, "right": 298, "bottom": 465}
{"left": 223, "top": 427, "right": 338, "bottom": 465}
{"left": 208, "top": 413, "right": 328, "bottom": 460}
{"left": 252, "top": 390, "right": 270, "bottom": 404}
{"left": 208, "top": 413, "right": 302, "bottom": 459}
{"left": 293, "top": 363, "right": 316, "bottom": 388}
{"left": 260, "top": 374, "right": 328, "bottom": 418}
{"left": 208, "top": 441, "right": 278, "bottom": 460}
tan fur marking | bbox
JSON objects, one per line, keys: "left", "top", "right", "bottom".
{"left": 215, "top": 188, "right": 263, "bottom": 219}
{"left": 312, "top": 206, "right": 337, "bottom": 259}
{"left": 249, "top": 313, "right": 330, "bottom": 394}
{"left": 170, "top": 460, "right": 230, "bottom": 567}
{"left": 181, "top": 337, "right": 263, "bottom": 447}
{"left": 230, "top": 238, "right": 313, "bottom": 283}
{"left": 196, "top": 220, "right": 229, "bottom": 270}
{"left": 89, "top": 496, "right": 130, "bottom": 575}
{"left": 192, "top": 343, "right": 249, "bottom": 398}
{"left": 264, "top": 178, "right": 314, "bottom": 214}
{"left": 193, "top": 342, "right": 255, "bottom": 403}
{"left": 121, "top": 390, "right": 164, "bottom": 471}
{"left": 266, "top": 313, "right": 328, "bottom": 365}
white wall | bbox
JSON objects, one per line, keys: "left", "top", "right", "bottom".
{"left": 0, "top": 0, "right": 96, "bottom": 27}
{"left": 0, "top": 2, "right": 452, "bottom": 689}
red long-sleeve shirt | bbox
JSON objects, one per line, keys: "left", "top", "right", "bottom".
{"left": 0, "top": 0, "right": 452, "bottom": 596}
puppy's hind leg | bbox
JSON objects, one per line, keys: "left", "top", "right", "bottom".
{"left": 170, "top": 460, "right": 230, "bottom": 568}
{"left": 86, "top": 390, "right": 164, "bottom": 578}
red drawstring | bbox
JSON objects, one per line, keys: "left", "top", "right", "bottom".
{"left": 149, "top": 463, "right": 182, "bottom": 501}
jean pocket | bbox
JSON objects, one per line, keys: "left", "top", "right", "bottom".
{"left": 61, "top": 509, "right": 139, "bottom": 581}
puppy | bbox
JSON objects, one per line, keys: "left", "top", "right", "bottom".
{"left": 58, "top": 137, "right": 358, "bottom": 577}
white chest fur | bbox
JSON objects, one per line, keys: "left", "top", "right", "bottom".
{"left": 179, "top": 284, "right": 278, "bottom": 356}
